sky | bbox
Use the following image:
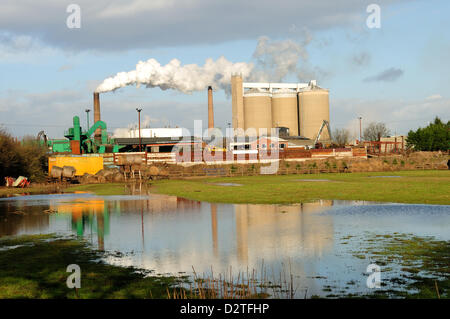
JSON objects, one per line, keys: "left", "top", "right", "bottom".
{"left": 0, "top": 0, "right": 449, "bottom": 139}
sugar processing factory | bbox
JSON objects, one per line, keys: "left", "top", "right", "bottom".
{"left": 42, "top": 72, "right": 377, "bottom": 179}
{"left": 47, "top": 75, "right": 332, "bottom": 154}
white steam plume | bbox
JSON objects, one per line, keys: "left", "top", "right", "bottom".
{"left": 250, "top": 36, "right": 309, "bottom": 82}
{"left": 96, "top": 35, "right": 320, "bottom": 94}
{"left": 95, "top": 56, "right": 253, "bottom": 93}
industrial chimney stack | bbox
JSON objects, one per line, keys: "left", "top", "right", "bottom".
{"left": 93, "top": 92, "right": 101, "bottom": 141}
{"left": 208, "top": 86, "right": 214, "bottom": 130}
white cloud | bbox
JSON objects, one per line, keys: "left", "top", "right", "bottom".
{"left": 0, "top": 89, "right": 85, "bottom": 137}
{"left": 0, "top": 0, "right": 408, "bottom": 52}
{"left": 0, "top": 87, "right": 232, "bottom": 138}
{"left": 331, "top": 96, "right": 450, "bottom": 135}
{"left": 426, "top": 94, "right": 442, "bottom": 100}
{"left": 99, "top": 0, "right": 178, "bottom": 18}
{"left": 363, "top": 67, "right": 404, "bottom": 82}
{"left": 58, "top": 64, "right": 73, "bottom": 72}
{"left": 0, "top": 32, "right": 57, "bottom": 61}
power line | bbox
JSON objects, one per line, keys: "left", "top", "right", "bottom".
{"left": 0, "top": 123, "right": 67, "bottom": 127}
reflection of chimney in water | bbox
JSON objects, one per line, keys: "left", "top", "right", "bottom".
{"left": 97, "top": 211, "right": 104, "bottom": 251}
{"left": 141, "top": 202, "right": 145, "bottom": 249}
{"left": 235, "top": 205, "right": 248, "bottom": 263}
{"left": 210, "top": 204, "right": 218, "bottom": 257}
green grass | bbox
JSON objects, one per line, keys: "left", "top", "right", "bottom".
{"left": 151, "top": 170, "right": 450, "bottom": 205}
{"left": 0, "top": 183, "right": 129, "bottom": 197}
{"left": 0, "top": 185, "right": 62, "bottom": 196}
{"left": 64, "top": 183, "right": 129, "bottom": 196}
{"left": 0, "top": 234, "right": 188, "bottom": 299}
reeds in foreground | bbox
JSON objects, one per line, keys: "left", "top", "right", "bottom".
{"left": 167, "top": 261, "right": 299, "bottom": 299}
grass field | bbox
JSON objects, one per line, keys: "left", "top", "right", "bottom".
{"left": 151, "top": 170, "right": 450, "bottom": 205}
{"left": 5, "top": 170, "right": 448, "bottom": 205}
{"left": 0, "top": 184, "right": 62, "bottom": 197}
{"left": 63, "top": 183, "right": 129, "bottom": 195}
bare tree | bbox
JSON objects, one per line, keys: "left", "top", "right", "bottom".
{"left": 363, "top": 122, "right": 390, "bottom": 141}
{"left": 332, "top": 128, "right": 351, "bottom": 147}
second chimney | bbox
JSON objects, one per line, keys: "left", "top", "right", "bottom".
{"left": 93, "top": 92, "right": 101, "bottom": 141}
{"left": 208, "top": 86, "right": 214, "bottom": 129}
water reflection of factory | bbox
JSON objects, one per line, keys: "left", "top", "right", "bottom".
{"left": 228, "top": 201, "right": 334, "bottom": 263}
{"left": 1, "top": 194, "right": 334, "bottom": 273}
{"left": 49, "top": 194, "right": 201, "bottom": 250}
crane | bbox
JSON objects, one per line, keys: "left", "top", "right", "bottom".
{"left": 313, "top": 120, "right": 332, "bottom": 149}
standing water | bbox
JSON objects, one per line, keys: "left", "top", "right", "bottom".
{"left": 0, "top": 189, "right": 449, "bottom": 298}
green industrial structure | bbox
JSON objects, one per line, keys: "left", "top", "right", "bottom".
{"left": 47, "top": 116, "right": 121, "bottom": 154}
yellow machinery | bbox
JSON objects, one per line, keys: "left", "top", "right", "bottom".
{"left": 48, "top": 156, "right": 103, "bottom": 176}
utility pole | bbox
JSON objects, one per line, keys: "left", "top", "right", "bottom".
{"left": 358, "top": 116, "right": 362, "bottom": 144}
{"left": 85, "top": 109, "right": 90, "bottom": 129}
{"left": 136, "top": 108, "right": 142, "bottom": 152}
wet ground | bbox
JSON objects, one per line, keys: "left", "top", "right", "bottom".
{"left": 0, "top": 190, "right": 449, "bottom": 298}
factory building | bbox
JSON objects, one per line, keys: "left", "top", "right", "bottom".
{"left": 231, "top": 75, "right": 330, "bottom": 142}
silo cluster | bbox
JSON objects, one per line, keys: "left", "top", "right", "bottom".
{"left": 231, "top": 75, "right": 330, "bottom": 141}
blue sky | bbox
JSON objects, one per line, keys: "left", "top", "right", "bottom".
{"left": 0, "top": 0, "right": 449, "bottom": 138}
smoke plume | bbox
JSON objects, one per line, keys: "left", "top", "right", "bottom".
{"left": 95, "top": 56, "right": 253, "bottom": 93}
{"left": 95, "top": 35, "right": 318, "bottom": 94}
{"left": 250, "top": 36, "right": 309, "bottom": 82}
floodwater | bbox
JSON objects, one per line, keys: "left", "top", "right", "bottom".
{"left": 1, "top": 188, "right": 449, "bottom": 298}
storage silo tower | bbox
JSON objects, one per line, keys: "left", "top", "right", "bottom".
{"left": 298, "top": 87, "right": 330, "bottom": 140}
{"left": 271, "top": 89, "right": 299, "bottom": 136}
{"left": 243, "top": 88, "right": 272, "bottom": 136}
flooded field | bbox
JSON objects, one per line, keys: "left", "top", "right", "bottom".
{"left": 1, "top": 189, "right": 449, "bottom": 298}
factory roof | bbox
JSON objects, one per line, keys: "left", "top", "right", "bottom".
{"left": 114, "top": 136, "right": 201, "bottom": 145}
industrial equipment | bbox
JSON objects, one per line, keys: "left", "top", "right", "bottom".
{"left": 37, "top": 130, "right": 48, "bottom": 145}
{"left": 313, "top": 120, "right": 333, "bottom": 149}
{"left": 4, "top": 176, "right": 30, "bottom": 188}
{"left": 47, "top": 116, "right": 121, "bottom": 154}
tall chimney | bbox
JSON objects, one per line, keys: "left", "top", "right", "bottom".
{"left": 231, "top": 75, "right": 244, "bottom": 133}
{"left": 93, "top": 92, "right": 101, "bottom": 141}
{"left": 208, "top": 86, "right": 214, "bottom": 130}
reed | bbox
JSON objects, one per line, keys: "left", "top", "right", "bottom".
{"left": 167, "top": 262, "right": 298, "bottom": 299}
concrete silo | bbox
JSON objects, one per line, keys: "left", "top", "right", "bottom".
{"left": 243, "top": 89, "right": 272, "bottom": 136}
{"left": 271, "top": 89, "right": 299, "bottom": 136}
{"left": 298, "top": 88, "right": 330, "bottom": 141}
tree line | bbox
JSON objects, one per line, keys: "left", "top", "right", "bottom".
{"left": 406, "top": 117, "right": 449, "bottom": 151}
{"left": 0, "top": 128, "right": 49, "bottom": 185}
{"left": 332, "top": 117, "right": 449, "bottom": 152}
